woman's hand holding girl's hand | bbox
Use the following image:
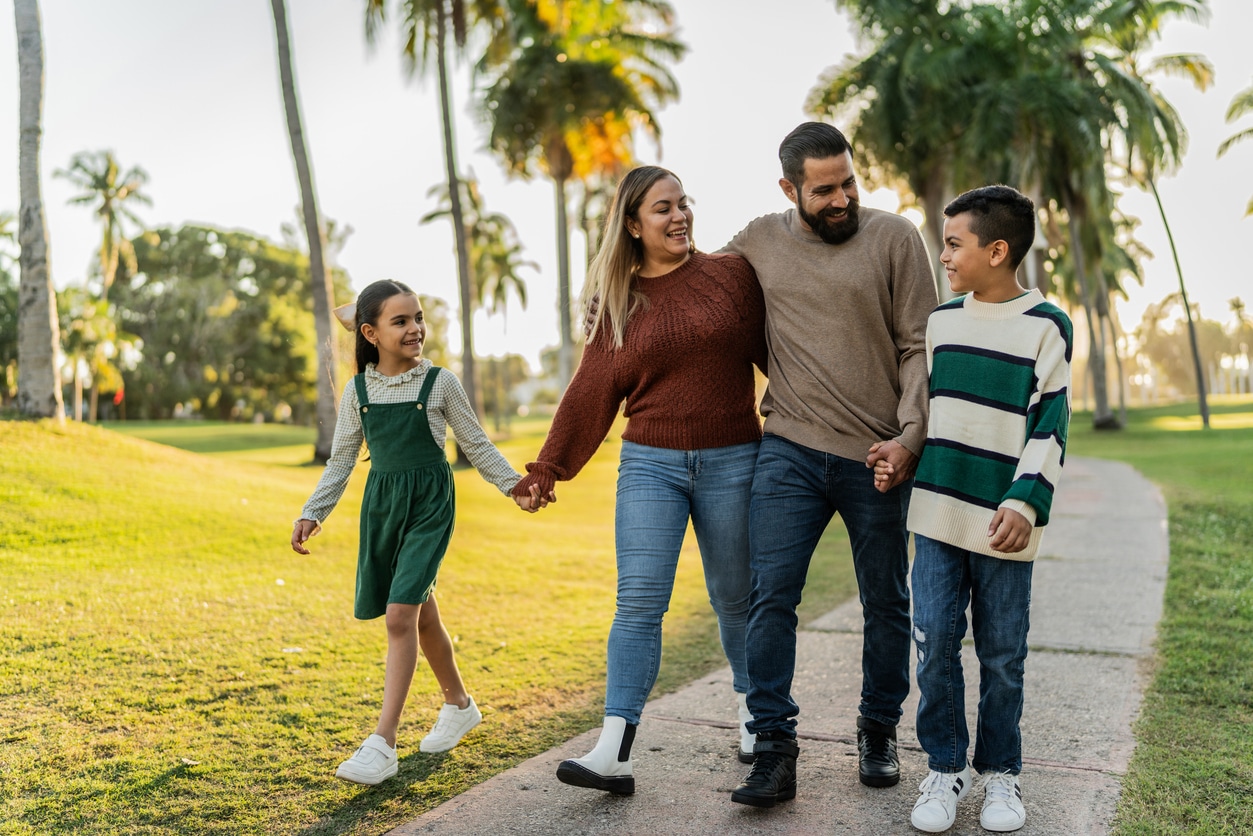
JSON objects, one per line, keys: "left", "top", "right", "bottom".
{"left": 291, "top": 519, "right": 320, "bottom": 554}
{"left": 513, "top": 484, "right": 556, "bottom": 513}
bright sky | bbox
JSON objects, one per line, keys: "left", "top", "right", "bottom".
{"left": 2, "top": 0, "right": 1250, "bottom": 369}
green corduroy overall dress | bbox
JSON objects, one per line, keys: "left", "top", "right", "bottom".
{"left": 352, "top": 367, "right": 455, "bottom": 620}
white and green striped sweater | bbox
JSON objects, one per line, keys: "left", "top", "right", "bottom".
{"left": 907, "top": 289, "right": 1072, "bottom": 561}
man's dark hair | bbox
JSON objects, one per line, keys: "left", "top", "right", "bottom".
{"left": 943, "top": 185, "right": 1036, "bottom": 269}
{"left": 779, "top": 122, "right": 853, "bottom": 188}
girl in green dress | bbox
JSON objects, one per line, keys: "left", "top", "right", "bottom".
{"left": 291, "top": 279, "right": 546, "bottom": 785}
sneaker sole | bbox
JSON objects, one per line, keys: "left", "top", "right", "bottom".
{"left": 335, "top": 763, "right": 398, "bottom": 786}
{"left": 859, "top": 769, "right": 901, "bottom": 788}
{"left": 730, "top": 780, "right": 796, "bottom": 808}
{"left": 419, "top": 715, "right": 482, "bottom": 753}
{"left": 555, "top": 760, "right": 635, "bottom": 795}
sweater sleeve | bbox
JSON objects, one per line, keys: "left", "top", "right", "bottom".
{"left": 1000, "top": 321, "right": 1072, "bottom": 526}
{"left": 299, "top": 382, "right": 364, "bottom": 524}
{"left": 437, "top": 370, "right": 524, "bottom": 496}
{"left": 511, "top": 335, "right": 626, "bottom": 498}
{"left": 891, "top": 229, "right": 939, "bottom": 456}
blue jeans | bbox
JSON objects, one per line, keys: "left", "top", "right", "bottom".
{"left": 605, "top": 440, "right": 758, "bottom": 723}
{"left": 912, "top": 533, "right": 1033, "bottom": 774}
{"left": 744, "top": 433, "right": 912, "bottom": 737}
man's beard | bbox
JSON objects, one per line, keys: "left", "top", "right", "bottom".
{"left": 799, "top": 198, "right": 861, "bottom": 245}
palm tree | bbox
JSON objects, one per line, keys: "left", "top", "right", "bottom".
{"left": 1218, "top": 77, "right": 1253, "bottom": 216}
{"left": 270, "top": 0, "right": 339, "bottom": 463}
{"left": 478, "top": 0, "right": 685, "bottom": 389}
{"left": 421, "top": 173, "right": 534, "bottom": 326}
{"left": 364, "top": 0, "right": 508, "bottom": 418}
{"left": 14, "top": 0, "right": 64, "bottom": 420}
{"left": 54, "top": 151, "right": 151, "bottom": 301}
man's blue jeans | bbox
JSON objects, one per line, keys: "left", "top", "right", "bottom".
{"left": 605, "top": 440, "right": 757, "bottom": 723}
{"left": 912, "top": 533, "right": 1033, "bottom": 775}
{"left": 745, "top": 433, "right": 912, "bottom": 737}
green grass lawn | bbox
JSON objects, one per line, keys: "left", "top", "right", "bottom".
{"left": 1, "top": 416, "right": 856, "bottom": 835}
{"left": 1067, "top": 397, "right": 1253, "bottom": 836}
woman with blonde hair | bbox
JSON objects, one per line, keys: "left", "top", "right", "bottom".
{"left": 511, "top": 165, "right": 767, "bottom": 794}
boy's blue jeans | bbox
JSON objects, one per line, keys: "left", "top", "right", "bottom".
{"left": 912, "top": 532, "right": 1034, "bottom": 775}
{"left": 604, "top": 440, "right": 757, "bottom": 723}
{"left": 744, "top": 433, "right": 912, "bottom": 737}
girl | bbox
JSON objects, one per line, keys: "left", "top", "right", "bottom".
{"left": 511, "top": 166, "right": 768, "bottom": 794}
{"left": 291, "top": 278, "right": 540, "bottom": 785}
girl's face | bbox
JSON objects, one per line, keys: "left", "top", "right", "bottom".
{"left": 625, "top": 176, "right": 692, "bottom": 267}
{"left": 362, "top": 292, "right": 425, "bottom": 368}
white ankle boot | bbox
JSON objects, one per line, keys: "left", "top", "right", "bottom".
{"left": 555, "top": 715, "right": 636, "bottom": 794}
{"left": 737, "top": 692, "right": 756, "bottom": 764}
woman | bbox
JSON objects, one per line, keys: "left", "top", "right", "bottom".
{"left": 511, "top": 166, "right": 767, "bottom": 793}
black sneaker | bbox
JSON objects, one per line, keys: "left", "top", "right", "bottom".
{"left": 856, "top": 716, "right": 900, "bottom": 788}
{"left": 730, "top": 735, "right": 799, "bottom": 808}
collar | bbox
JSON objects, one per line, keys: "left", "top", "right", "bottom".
{"left": 364, "top": 359, "right": 431, "bottom": 386}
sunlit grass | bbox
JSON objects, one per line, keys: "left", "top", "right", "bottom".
{"left": 1069, "top": 397, "right": 1253, "bottom": 836}
{"left": 1, "top": 416, "right": 855, "bottom": 835}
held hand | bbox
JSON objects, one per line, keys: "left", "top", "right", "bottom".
{"left": 514, "top": 485, "right": 558, "bottom": 513}
{"left": 291, "top": 519, "right": 320, "bottom": 554}
{"left": 865, "top": 440, "right": 918, "bottom": 493}
{"left": 988, "top": 508, "right": 1032, "bottom": 553}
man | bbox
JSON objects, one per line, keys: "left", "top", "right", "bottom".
{"left": 725, "top": 122, "right": 937, "bottom": 807}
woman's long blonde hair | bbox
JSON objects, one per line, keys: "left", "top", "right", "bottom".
{"left": 581, "top": 165, "right": 694, "bottom": 349}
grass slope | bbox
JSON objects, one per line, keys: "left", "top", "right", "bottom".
{"left": 1, "top": 418, "right": 855, "bottom": 835}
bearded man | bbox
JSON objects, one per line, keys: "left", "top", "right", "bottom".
{"left": 723, "top": 121, "right": 937, "bottom": 807}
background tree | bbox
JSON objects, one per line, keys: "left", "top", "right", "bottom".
{"left": 110, "top": 225, "right": 352, "bottom": 422}
{"left": 364, "top": 0, "right": 508, "bottom": 420}
{"left": 271, "top": 0, "right": 341, "bottom": 463}
{"left": 54, "top": 150, "right": 150, "bottom": 301}
{"left": 0, "top": 212, "right": 18, "bottom": 404}
{"left": 13, "top": 0, "right": 64, "bottom": 420}
{"left": 1218, "top": 76, "right": 1253, "bottom": 215}
{"left": 479, "top": 0, "right": 685, "bottom": 389}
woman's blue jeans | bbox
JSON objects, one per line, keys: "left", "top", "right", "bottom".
{"left": 912, "top": 533, "right": 1034, "bottom": 775}
{"left": 604, "top": 440, "right": 757, "bottom": 723}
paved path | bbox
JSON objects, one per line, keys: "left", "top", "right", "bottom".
{"left": 388, "top": 457, "right": 1168, "bottom": 835}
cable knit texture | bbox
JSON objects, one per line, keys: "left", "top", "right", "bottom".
{"left": 512, "top": 252, "right": 767, "bottom": 499}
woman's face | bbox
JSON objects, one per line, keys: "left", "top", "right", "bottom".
{"left": 626, "top": 176, "right": 693, "bottom": 266}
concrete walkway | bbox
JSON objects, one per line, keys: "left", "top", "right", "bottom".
{"left": 388, "top": 457, "right": 1168, "bottom": 836}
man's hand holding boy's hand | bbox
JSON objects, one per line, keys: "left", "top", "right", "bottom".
{"left": 988, "top": 508, "right": 1031, "bottom": 553}
{"left": 865, "top": 440, "right": 918, "bottom": 493}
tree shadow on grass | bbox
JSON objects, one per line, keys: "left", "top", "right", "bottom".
{"left": 293, "top": 752, "right": 452, "bottom": 836}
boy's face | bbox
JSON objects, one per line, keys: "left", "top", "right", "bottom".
{"left": 940, "top": 212, "right": 1001, "bottom": 296}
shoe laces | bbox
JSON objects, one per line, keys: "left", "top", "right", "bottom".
{"left": 747, "top": 750, "right": 789, "bottom": 779}
{"left": 981, "top": 772, "right": 1019, "bottom": 805}
{"left": 917, "top": 770, "right": 961, "bottom": 803}
{"left": 859, "top": 730, "right": 895, "bottom": 758}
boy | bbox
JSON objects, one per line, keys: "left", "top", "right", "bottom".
{"left": 873, "top": 185, "right": 1071, "bottom": 833}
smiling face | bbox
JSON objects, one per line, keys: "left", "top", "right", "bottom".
{"left": 625, "top": 175, "right": 693, "bottom": 274}
{"left": 940, "top": 211, "right": 998, "bottom": 297}
{"left": 782, "top": 153, "right": 861, "bottom": 245}
{"left": 361, "top": 292, "right": 425, "bottom": 372}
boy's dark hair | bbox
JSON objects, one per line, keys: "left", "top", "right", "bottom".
{"left": 779, "top": 122, "right": 853, "bottom": 189}
{"left": 354, "top": 278, "right": 417, "bottom": 373}
{"left": 944, "top": 185, "right": 1036, "bottom": 270}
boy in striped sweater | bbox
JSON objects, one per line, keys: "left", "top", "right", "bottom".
{"left": 873, "top": 185, "right": 1071, "bottom": 833}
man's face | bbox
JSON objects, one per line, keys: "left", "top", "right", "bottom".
{"left": 781, "top": 153, "right": 861, "bottom": 245}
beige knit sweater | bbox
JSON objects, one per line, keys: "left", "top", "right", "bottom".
{"left": 723, "top": 206, "right": 936, "bottom": 461}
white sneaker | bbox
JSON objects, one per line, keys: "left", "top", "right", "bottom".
{"left": 419, "top": 697, "right": 482, "bottom": 752}
{"left": 911, "top": 766, "right": 971, "bottom": 833}
{"left": 980, "top": 772, "right": 1026, "bottom": 832}
{"left": 335, "top": 734, "right": 397, "bottom": 785}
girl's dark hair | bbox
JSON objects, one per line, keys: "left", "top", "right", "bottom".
{"left": 354, "top": 279, "right": 416, "bottom": 373}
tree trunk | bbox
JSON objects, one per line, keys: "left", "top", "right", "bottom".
{"left": 1063, "top": 196, "right": 1116, "bottom": 429}
{"left": 270, "top": 0, "right": 338, "bottom": 463}
{"left": 554, "top": 175, "right": 573, "bottom": 391}
{"left": 435, "top": 5, "right": 479, "bottom": 418}
{"left": 1147, "top": 177, "right": 1209, "bottom": 428}
{"left": 919, "top": 175, "right": 948, "bottom": 302}
{"left": 14, "top": 0, "right": 64, "bottom": 421}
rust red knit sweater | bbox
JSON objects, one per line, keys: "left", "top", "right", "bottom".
{"left": 511, "top": 252, "right": 767, "bottom": 499}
